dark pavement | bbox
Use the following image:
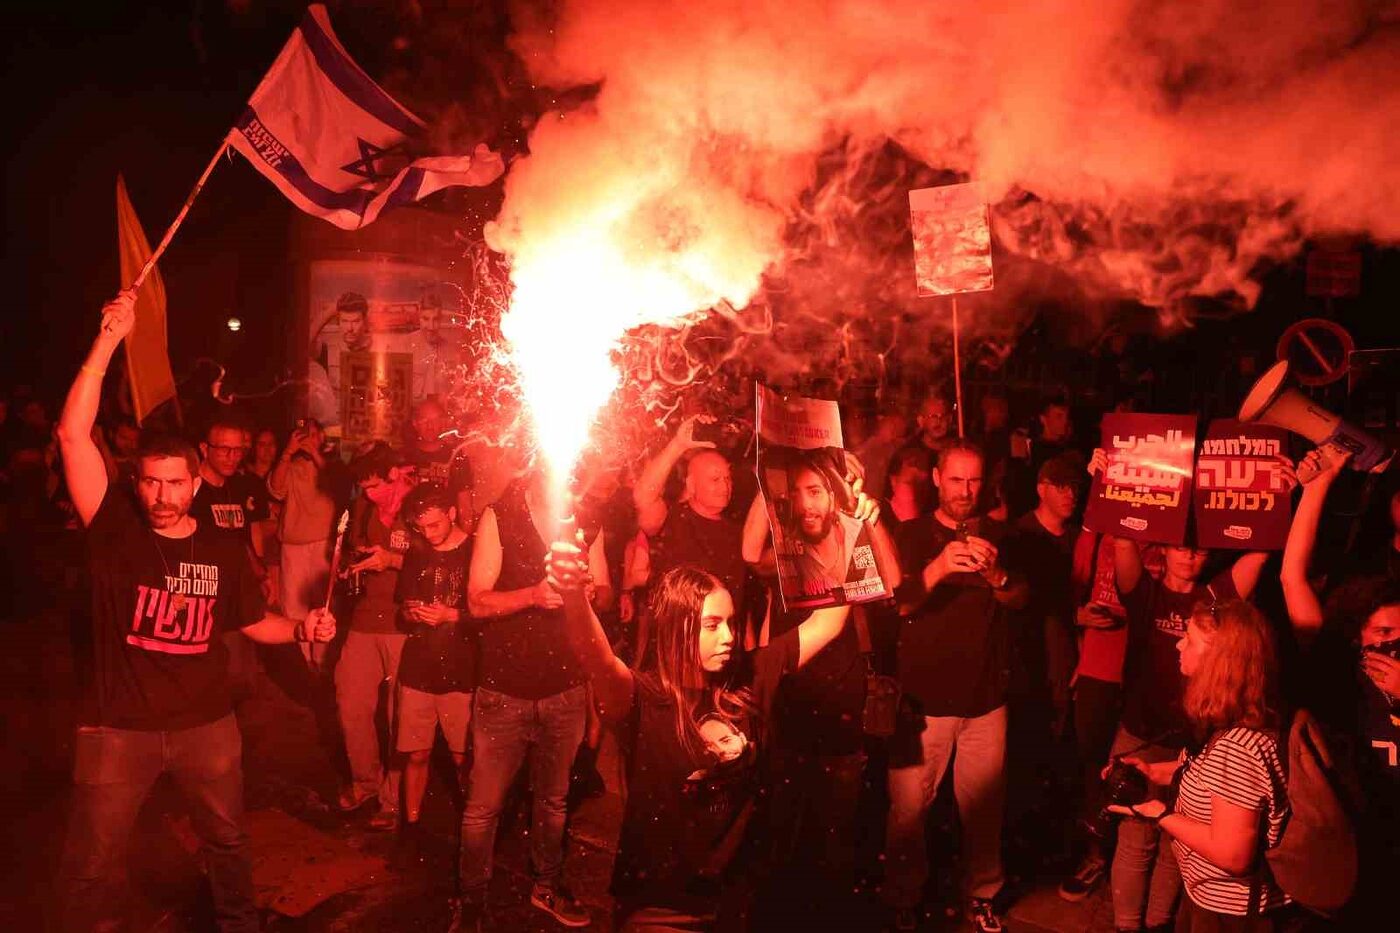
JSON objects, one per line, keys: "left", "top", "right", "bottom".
{"left": 2, "top": 591, "right": 1113, "bottom": 933}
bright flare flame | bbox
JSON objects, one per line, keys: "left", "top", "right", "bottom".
{"left": 497, "top": 220, "right": 771, "bottom": 515}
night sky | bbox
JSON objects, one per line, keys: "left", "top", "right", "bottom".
{"left": 2, "top": 1, "right": 514, "bottom": 404}
{"left": 4, "top": 2, "right": 1396, "bottom": 412}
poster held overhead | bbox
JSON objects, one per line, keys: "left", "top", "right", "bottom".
{"left": 756, "top": 385, "right": 890, "bottom": 611}
{"left": 1083, "top": 413, "right": 1198, "bottom": 544}
{"left": 1193, "top": 420, "right": 1292, "bottom": 550}
{"left": 909, "top": 181, "right": 994, "bottom": 436}
{"left": 908, "top": 182, "right": 994, "bottom": 298}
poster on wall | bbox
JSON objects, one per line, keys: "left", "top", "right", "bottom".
{"left": 1193, "top": 420, "right": 1292, "bottom": 550}
{"left": 1084, "top": 413, "right": 1198, "bottom": 544}
{"left": 308, "top": 258, "right": 464, "bottom": 448}
{"left": 340, "top": 351, "right": 414, "bottom": 452}
{"left": 756, "top": 385, "right": 891, "bottom": 611}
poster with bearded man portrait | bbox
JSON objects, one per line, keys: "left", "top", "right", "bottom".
{"left": 756, "top": 386, "right": 891, "bottom": 611}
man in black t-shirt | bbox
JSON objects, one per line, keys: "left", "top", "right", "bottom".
{"left": 634, "top": 413, "right": 746, "bottom": 661}
{"left": 885, "top": 442, "right": 1028, "bottom": 933}
{"left": 742, "top": 476, "right": 902, "bottom": 928}
{"left": 191, "top": 417, "right": 275, "bottom": 699}
{"left": 407, "top": 397, "right": 475, "bottom": 534}
{"left": 54, "top": 292, "right": 336, "bottom": 933}
{"left": 190, "top": 418, "right": 269, "bottom": 543}
{"left": 459, "top": 467, "right": 607, "bottom": 927}
{"left": 1006, "top": 456, "right": 1082, "bottom": 737}
{"left": 395, "top": 484, "right": 477, "bottom": 827}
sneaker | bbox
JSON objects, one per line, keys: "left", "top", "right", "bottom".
{"left": 529, "top": 882, "right": 591, "bottom": 928}
{"left": 967, "top": 898, "right": 1004, "bottom": 933}
{"left": 334, "top": 788, "right": 376, "bottom": 813}
{"left": 1058, "top": 854, "right": 1107, "bottom": 902}
{"left": 367, "top": 806, "right": 399, "bottom": 832}
{"left": 891, "top": 906, "right": 919, "bottom": 931}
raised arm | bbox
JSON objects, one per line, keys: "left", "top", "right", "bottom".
{"left": 633, "top": 414, "right": 716, "bottom": 535}
{"left": 1229, "top": 551, "right": 1271, "bottom": 601}
{"left": 267, "top": 439, "right": 299, "bottom": 501}
{"left": 467, "top": 507, "right": 560, "bottom": 619}
{"left": 741, "top": 491, "right": 778, "bottom": 577}
{"left": 1113, "top": 537, "right": 1144, "bottom": 595}
{"left": 587, "top": 526, "right": 615, "bottom": 612}
{"left": 1281, "top": 447, "right": 1349, "bottom": 640}
{"left": 57, "top": 291, "right": 135, "bottom": 526}
{"left": 796, "top": 603, "right": 853, "bottom": 668}
{"left": 548, "top": 537, "right": 635, "bottom": 722}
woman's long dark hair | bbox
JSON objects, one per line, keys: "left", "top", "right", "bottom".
{"left": 648, "top": 565, "right": 756, "bottom": 757}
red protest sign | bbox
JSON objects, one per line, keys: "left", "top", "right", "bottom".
{"left": 1084, "top": 414, "right": 1197, "bottom": 544}
{"left": 1193, "top": 420, "right": 1292, "bottom": 550}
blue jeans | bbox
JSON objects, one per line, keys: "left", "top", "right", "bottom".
{"left": 458, "top": 685, "right": 587, "bottom": 897}
{"left": 58, "top": 713, "right": 257, "bottom": 932}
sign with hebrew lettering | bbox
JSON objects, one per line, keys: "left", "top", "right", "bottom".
{"left": 1193, "top": 420, "right": 1292, "bottom": 550}
{"left": 1084, "top": 414, "right": 1198, "bottom": 544}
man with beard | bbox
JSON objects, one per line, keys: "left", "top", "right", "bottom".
{"left": 885, "top": 442, "right": 1027, "bottom": 933}
{"left": 55, "top": 291, "right": 336, "bottom": 932}
{"left": 785, "top": 454, "right": 884, "bottom": 598}
{"left": 742, "top": 453, "right": 900, "bottom": 929}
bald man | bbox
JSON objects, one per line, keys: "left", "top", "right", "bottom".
{"left": 633, "top": 414, "right": 747, "bottom": 661}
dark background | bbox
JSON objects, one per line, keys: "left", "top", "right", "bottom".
{"left": 4, "top": 1, "right": 1396, "bottom": 418}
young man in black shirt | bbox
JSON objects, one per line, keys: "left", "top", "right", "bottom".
{"left": 885, "top": 442, "right": 1028, "bottom": 933}
{"left": 192, "top": 416, "right": 275, "bottom": 699}
{"left": 458, "top": 467, "right": 608, "bottom": 929}
{"left": 395, "top": 483, "right": 477, "bottom": 827}
{"left": 55, "top": 291, "right": 336, "bottom": 933}
{"left": 741, "top": 470, "right": 902, "bottom": 928}
{"left": 408, "top": 397, "right": 476, "bottom": 534}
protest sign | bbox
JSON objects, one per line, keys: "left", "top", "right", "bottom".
{"left": 909, "top": 182, "right": 994, "bottom": 297}
{"left": 1084, "top": 414, "right": 1197, "bottom": 544}
{"left": 756, "top": 385, "right": 890, "bottom": 610}
{"left": 1193, "top": 420, "right": 1292, "bottom": 550}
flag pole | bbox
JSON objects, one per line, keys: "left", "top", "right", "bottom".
{"left": 952, "top": 296, "right": 965, "bottom": 438}
{"left": 127, "top": 140, "right": 229, "bottom": 291}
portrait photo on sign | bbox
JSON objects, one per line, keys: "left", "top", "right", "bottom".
{"left": 756, "top": 386, "right": 890, "bottom": 610}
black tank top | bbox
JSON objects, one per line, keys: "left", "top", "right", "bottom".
{"left": 479, "top": 481, "right": 582, "bottom": 699}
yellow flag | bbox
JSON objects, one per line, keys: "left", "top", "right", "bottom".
{"left": 116, "top": 174, "right": 178, "bottom": 424}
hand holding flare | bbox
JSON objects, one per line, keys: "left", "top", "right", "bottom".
{"left": 545, "top": 507, "right": 594, "bottom": 600}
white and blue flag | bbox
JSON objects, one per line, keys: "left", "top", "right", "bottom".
{"left": 227, "top": 4, "right": 503, "bottom": 230}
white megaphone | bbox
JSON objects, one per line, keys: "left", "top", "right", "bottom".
{"left": 1238, "top": 360, "right": 1392, "bottom": 479}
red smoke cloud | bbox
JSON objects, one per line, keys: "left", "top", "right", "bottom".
{"left": 496, "top": 0, "right": 1399, "bottom": 313}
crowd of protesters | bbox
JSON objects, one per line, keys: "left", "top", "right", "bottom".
{"left": 12, "top": 289, "right": 1400, "bottom": 933}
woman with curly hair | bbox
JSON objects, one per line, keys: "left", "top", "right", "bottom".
{"left": 1109, "top": 599, "right": 1293, "bottom": 931}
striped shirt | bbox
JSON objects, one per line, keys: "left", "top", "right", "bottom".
{"left": 1172, "top": 727, "right": 1291, "bottom": 915}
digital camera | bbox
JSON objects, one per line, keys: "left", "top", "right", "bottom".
{"left": 1093, "top": 758, "right": 1150, "bottom": 837}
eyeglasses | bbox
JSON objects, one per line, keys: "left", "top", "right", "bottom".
{"left": 208, "top": 445, "right": 248, "bottom": 456}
